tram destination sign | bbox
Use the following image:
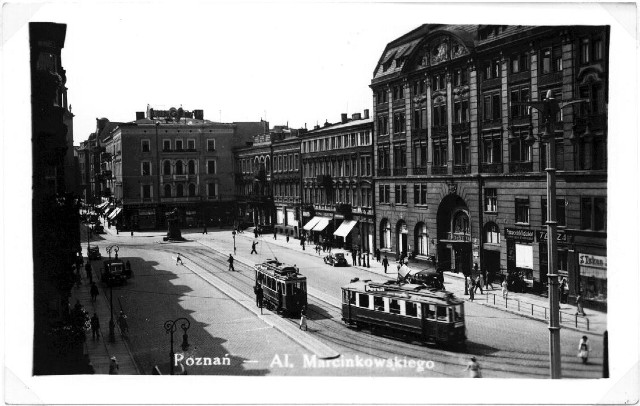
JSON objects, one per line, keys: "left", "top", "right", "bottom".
{"left": 504, "top": 228, "right": 535, "bottom": 242}
{"left": 536, "top": 230, "right": 567, "bottom": 242}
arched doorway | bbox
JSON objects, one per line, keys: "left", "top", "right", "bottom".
{"left": 380, "top": 218, "right": 391, "bottom": 250}
{"left": 396, "top": 220, "right": 408, "bottom": 256}
{"left": 436, "top": 194, "right": 472, "bottom": 275}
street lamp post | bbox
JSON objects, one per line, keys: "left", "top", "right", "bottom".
{"left": 164, "top": 317, "right": 191, "bottom": 375}
{"left": 105, "top": 244, "right": 119, "bottom": 343}
{"left": 362, "top": 207, "right": 371, "bottom": 268}
{"left": 514, "top": 90, "right": 588, "bottom": 379}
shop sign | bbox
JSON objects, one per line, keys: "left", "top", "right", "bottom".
{"left": 334, "top": 214, "right": 344, "bottom": 220}
{"left": 579, "top": 253, "right": 607, "bottom": 269}
{"left": 504, "top": 228, "right": 535, "bottom": 242}
{"left": 303, "top": 211, "right": 311, "bottom": 217}
{"left": 536, "top": 230, "right": 567, "bottom": 242}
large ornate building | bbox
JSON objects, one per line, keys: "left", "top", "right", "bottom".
{"left": 94, "top": 106, "right": 266, "bottom": 229}
{"left": 371, "top": 25, "right": 608, "bottom": 309}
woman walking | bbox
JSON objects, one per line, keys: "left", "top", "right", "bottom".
{"left": 464, "top": 356, "right": 482, "bottom": 378}
{"left": 501, "top": 278, "right": 508, "bottom": 299}
{"left": 578, "top": 336, "right": 589, "bottom": 364}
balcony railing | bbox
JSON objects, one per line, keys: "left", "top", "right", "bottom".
{"left": 452, "top": 122, "right": 470, "bottom": 135}
{"left": 453, "top": 164, "right": 470, "bottom": 174}
{"left": 431, "top": 165, "right": 448, "bottom": 175}
{"left": 393, "top": 167, "right": 407, "bottom": 176}
{"left": 480, "top": 163, "right": 503, "bottom": 174}
{"left": 508, "top": 71, "right": 531, "bottom": 84}
{"left": 413, "top": 166, "right": 428, "bottom": 175}
{"left": 509, "top": 161, "right": 533, "bottom": 173}
{"left": 538, "top": 71, "right": 563, "bottom": 87}
{"left": 431, "top": 125, "right": 448, "bottom": 138}
{"left": 377, "top": 168, "right": 391, "bottom": 177}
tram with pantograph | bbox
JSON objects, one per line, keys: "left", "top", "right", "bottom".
{"left": 341, "top": 278, "right": 466, "bottom": 347}
{"left": 254, "top": 259, "right": 307, "bottom": 317}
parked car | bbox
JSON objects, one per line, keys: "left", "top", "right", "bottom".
{"left": 92, "top": 223, "right": 105, "bottom": 234}
{"left": 323, "top": 250, "right": 349, "bottom": 267}
{"left": 87, "top": 246, "right": 102, "bottom": 260}
{"left": 407, "top": 269, "right": 444, "bottom": 290}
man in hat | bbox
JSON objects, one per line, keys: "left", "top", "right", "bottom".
{"left": 109, "top": 357, "right": 119, "bottom": 374}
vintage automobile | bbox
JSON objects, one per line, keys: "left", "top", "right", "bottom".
{"left": 101, "top": 259, "right": 127, "bottom": 286}
{"left": 87, "top": 246, "right": 102, "bottom": 260}
{"left": 323, "top": 250, "right": 349, "bottom": 267}
{"left": 407, "top": 269, "right": 445, "bottom": 290}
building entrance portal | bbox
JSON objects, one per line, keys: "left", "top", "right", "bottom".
{"left": 436, "top": 194, "right": 472, "bottom": 275}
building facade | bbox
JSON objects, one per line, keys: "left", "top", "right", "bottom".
{"left": 272, "top": 126, "right": 303, "bottom": 238}
{"left": 96, "top": 106, "right": 265, "bottom": 230}
{"left": 371, "top": 25, "right": 608, "bottom": 309}
{"left": 300, "top": 112, "right": 374, "bottom": 253}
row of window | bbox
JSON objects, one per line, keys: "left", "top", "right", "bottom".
{"left": 140, "top": 183, "right": 219, "bottom": 199}
{"left": 303, "top": 156, "right": 372, "bottom": 178}
{"left": 141, "top": 139, "right": 217, "bottom": 153}
{"left": 302, "top": 131, "right": 372, "bottom": 153}
{"left": 344, "top": 290, "right": 464, "bottom": 322}
{"left": 140, "top": 160, "right": 217, "bottom": 176}
{"left": 304, "top": 187, "right": 372, "bottom": 208}
{"left": 273, "top": 183, "right": 300, "bottom": 198}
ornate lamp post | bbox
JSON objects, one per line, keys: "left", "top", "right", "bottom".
{"left": 164, "top": 317, "right": 191, "bottom": 375}
{"left": 105, "top": 244, "right": 119, "bottom": 343}
{"left": 513, "top": 90, "right": 588, "bottom": 379}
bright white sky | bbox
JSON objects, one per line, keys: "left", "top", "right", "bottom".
{"left": 17, "top": 2, "right": 447, "bottom": 143}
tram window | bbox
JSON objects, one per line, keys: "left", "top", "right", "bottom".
{"left": 359, "top": 294, "right": 369, "bottom": 308}
{"left": 406, "top": 302, "right": 418, "bottom": 317}
{"left": 426, "top": 305, "right": 436, "bottom": 320}
{"left": 389, "top": 299, "right": 400, "bottom": 314}
{"left": 436, "top": 306, "right": 448, "bottom": 321}
{"left": 373, "top": 296, "right": 384, "bottom": 312}
{"left": 453, "top": 305, "right": 463, "bottom": 322}
{"left": 349, "top": 291, "right": 356, "bottom": 305}
{"left": 286, "top": 284, "right": 292, "bottom": 296}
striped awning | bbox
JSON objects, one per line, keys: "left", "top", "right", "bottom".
{"left": 333, "top": 220, "right": 358, "bottom": 237}
{"left": 107, "top": 207, "right": 122, "bottom": 220}
{"left": 303, "top": 217, "right": 321, "bottom": 231}
{"left": 96, "top": 201, "right": 109, "bottom": 210}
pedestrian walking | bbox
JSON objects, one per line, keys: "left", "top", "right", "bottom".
{"left": 358, "top": 251, "right": 362, "bottom": 266}
{"left": 250, "top": 241, "right": 258, "bottom": 255}
{"left": 351, "top": 249, "right": 357, "bottom": 266}
{"left": 90, "top": 313, "right": 100, "bottom": 340}
{"left": 130, "top": 229, "right": 134, "bottom": 237}
{"left": 203, "top": 224, "right": 208, "bottom": 234}
{"left": 118, "top": 311, "right": 129, "bottom": 338}
{"left": 90, "top": 282, "right": 99, "bottom": 302}
{"left": 559, "top": 277, "right": 568, "bottom": 304}
{"left": 464, "top": 356, "right": 482, "bottom": 378}
{"left": 299, "top": 306, "right": 308, "bottom": 331}
{"left": 483, "top": 269, "right": 494, "bottom": 290}
{"left": 501, "top": 278, "right": 508, "bottom": 299}
{"left": 286, "top": 234, "right": 290, "bottom": 243}
{"left": 468, "top": 278, "right": 475, "bottom": 301}
{"left": 475, "top": 274, "right": 484, "bottom": 294}
{"left": 228, "top": 254, "right": 235, "bottom": 271}
{"left": 254, "top": 228, "right": 259, "bottom": 238}
{"left": 578, "top": 335, "right": 589, "bottom": 364}
{"left": 254, "top": 283, "right": 263, "bottom": 307}
{"left": 109, "top": 356, "right": 119, "bottom": 375}
{"left": 176, "top": 253, "right": 183, "bottom": 265}
{"left": 85, "top": 262, "right": 93, "bottom": 284}
{"left": 576, "top": 293, "right": 586, "bottom": 316}
{"left": 382, "top": 255, "right": 389, "bottom": 273}
{"left": 274, "top": 230, "right": 277, "bottom": 240}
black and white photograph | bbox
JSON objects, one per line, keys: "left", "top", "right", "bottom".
{"left": 3, "top": 1, "right": 638, "bottom": 404}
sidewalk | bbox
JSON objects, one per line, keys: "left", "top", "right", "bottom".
{"left": 73, "top": 235, "right": 141, "bottom": 374}
{"left": 228, "top": 229, "right": 606, "bottom": 335}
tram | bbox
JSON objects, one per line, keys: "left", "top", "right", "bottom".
{"left": 254, "top": 259, "right": 307, "bottom": 317}
{"left": 341, "top": 278, "right": 466, "bottom": 347}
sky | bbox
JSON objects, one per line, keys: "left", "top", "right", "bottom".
{"left": 16, "top": 2, "right": 445, "bottom": 144}
{"left": 2, "top": 1, "right": 639, "bottom": 404}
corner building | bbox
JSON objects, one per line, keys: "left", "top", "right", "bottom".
{"left": 371, "top": 25, "right": 608, "bottom": 309}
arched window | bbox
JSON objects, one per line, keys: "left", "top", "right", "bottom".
{"left": 484, "top": 222, "right": 500, "bottom": 244}
{"left": 164, "top": 184, "right": 171, "bottom": 197}
{"left": 176, "top": 184, "right": 184, "bottom": 197}
{"left": 188, "top": 183, "right": 196, "bottom": 197}
{"left": 188, "top": 160, "right": 196, "bottom": 175}
{"left": 175, "top": 160, "right": 184, "bottom": 175}
{"left": 163, "top": 160, "right": 171, "bottom": 175}
{"left": 380, "top": 219, "right": 391, "bottom": 249}
{"left": 265, "top": 156, "right": 271, "bottom": 173}
{"left": 415, "top": 222, "right": 429, "bottom": 256}
{"left": 453, "top": 211, "right": 470, "bottom": 235}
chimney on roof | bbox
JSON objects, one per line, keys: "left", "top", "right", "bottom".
{"left": 193, "top": 110, "right": 204, "bottom": 120}
{"left": 364, "top": 109, "right": 370, "bottom": 119}
{"left": 314, "top": 124, "right": 320, "bottom": 130}
{"left": 324, "top": 120, "right": 331, "bottom": 127}
{"left": 352, "top": 113, "right": 362, "bottom": 120}
{"left": 341, "top": 113, "right": 348, "bottom": 124}
{"left": 136, "top": 112, "right": 145, "bottom": 120}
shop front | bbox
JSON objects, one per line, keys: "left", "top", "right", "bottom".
{"left": 505, "top": 228, "right": 535, "bottom": 292}
{"left": 577, "top": 253, "right": 607, "bottom": 309}
{"left": 537, "top": 230, "right": 568, "bottom": 294}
